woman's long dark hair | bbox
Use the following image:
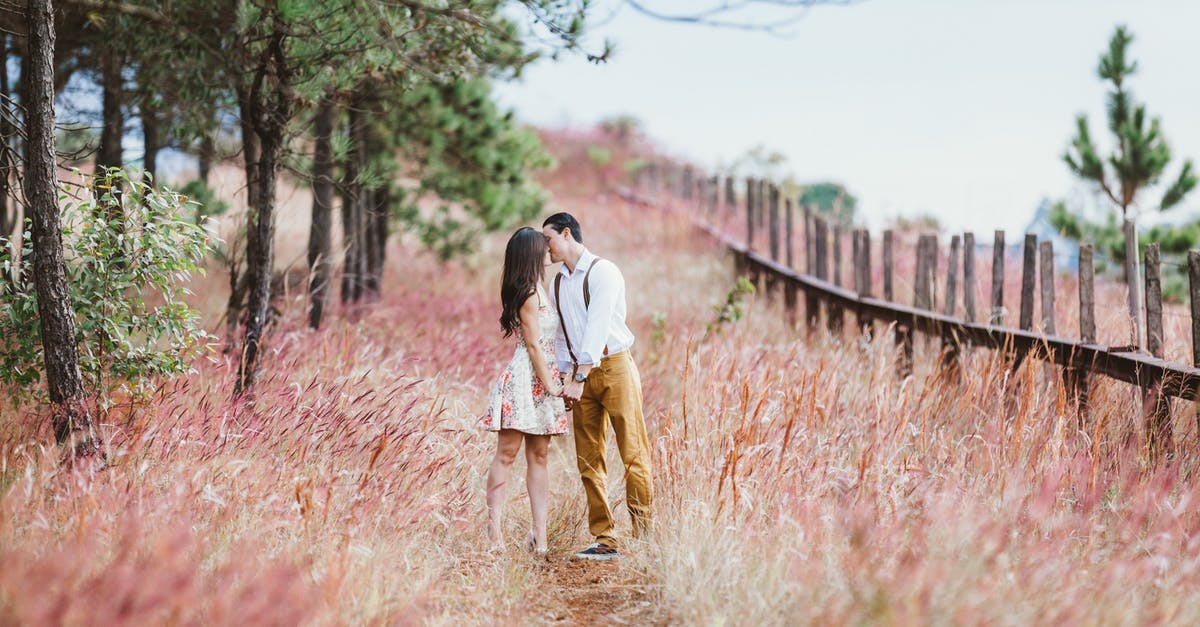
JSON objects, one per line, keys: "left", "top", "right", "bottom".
{"left": 500, "top": 227, "right": 547, "bottom": 337}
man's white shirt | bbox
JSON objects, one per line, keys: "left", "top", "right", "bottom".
{"left": 550, "top": 248, "right": 635, "bottom": 372}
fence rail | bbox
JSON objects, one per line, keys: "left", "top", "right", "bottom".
{"left": 623, "top": 168, "right": 1200, "bottom": 453}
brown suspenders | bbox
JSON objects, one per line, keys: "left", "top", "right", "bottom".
{"left": 554, "top": 257, "right": 603, "bottom": 366}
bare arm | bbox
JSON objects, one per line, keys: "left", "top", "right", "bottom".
{"left": 520, "top": 292, "right": 562, "bottom": 396}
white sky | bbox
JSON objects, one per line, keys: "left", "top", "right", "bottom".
{"left": 493, "top": 0, "right": 1200, "bottom": 235}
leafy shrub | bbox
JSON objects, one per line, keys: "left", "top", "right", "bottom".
{"left": 0, "top": 168, "right": 213, "bottom": 410}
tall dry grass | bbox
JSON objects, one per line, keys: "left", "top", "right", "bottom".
{"left": 3, "top": 162, "right": 1200, "bottom": 624}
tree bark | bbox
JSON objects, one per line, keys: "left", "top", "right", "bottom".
{"left": 235, "top": 27, "right": 295, "bottom": 395}
{"left": 1, "top": 33, "right": 16, "bottom": 244}
{"left": 96, "top": 44, "right": 123, "bottom": 173}
{"left": 141, "top": 94, "right": 161, "bottom": 185}
{"left": 1124, "top": 216, "right": 1143, "bottom": 349}
{"left": 307, "top": 94, "right": 335, "bottom": 329}
{"left": 26, "top": 0, "right": 102, "bottom": 459}
{"left": 224, "top": 86, "right": 261, "bottom": 353}
{"left": 340, "top": 100, "right": 364, "bottom": 305}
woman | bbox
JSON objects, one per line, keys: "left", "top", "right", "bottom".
{"left": 483, "top": 227, "right": 568, "bottom": 556}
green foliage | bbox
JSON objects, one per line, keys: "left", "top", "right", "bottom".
{"left": 0, "top": 169, "right": 213, "bottom": 409}
{"left": 177, "top": 179, "right": 230, "bottom": 224}
{"left": 390, "top": 78, "right": 554, "bottom": 259}
{"left": 1049, "top": 200, "right": 1198, "bottom": 302}
{"left": 1059, "top": 25, "right": 1198, "bottom": 293}
{"left": 706, "top": 277, "right": 757, "bottom": 335}
{"left": 586, "top": 145, "right": 612, "bottom": 168}
{"left": 799, "top": 182, "right": 857, "bottom": 224}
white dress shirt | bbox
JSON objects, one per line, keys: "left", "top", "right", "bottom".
{"left": 550, "top": 248, "right": 635, "bottom": 371}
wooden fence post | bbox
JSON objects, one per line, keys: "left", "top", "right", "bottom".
{"left": 991, "top": 230, "right": 1005, "bottom": 325}
{"left": 1039, "top": 240, "right": 1056, "bottom": 335}
{"left": 758, "top": 179, "right": 768, "bottom": 230}
{"left": 883, "top": 230, "right": 894, "bottom": 301}
{"left": 1144, "top": 243, "right": 1172, "bottom": 457}
{"left": 1071, "top": 244, "right": 1096, "bottom": 422}
{"left": 769, "top": 184, "right": 780, "bottom": 262}
{"left": 1189, "top": 250, "right": 1200, "bottom": 433}
{"left": 945, "top": 235, "right": 960, "bottom": 317}
{"left": 828, "top": 224, "right": 844, "bottom": 335}
{"left": 745, "top": 178, "right": 755, "bottom": 252}
{"left": 785, "top": 199, "right": 795, "bottom": 270}
{"left": 783, "top": 199, "right": 798, "bottom": 326}
{"left": 964, "top": 232, "right": 977, "bottom": 323}
{"left": 725, "top": 176, "right": 736, "bottom": 224}
{"left": 814, "top": 216, "right": 829, "bottom": 319}
{"left": 856, "top": 229, "right": 872, "bottom": 333}
{"left": 1019, "top": 234, "right": 1037, "bottom": 332}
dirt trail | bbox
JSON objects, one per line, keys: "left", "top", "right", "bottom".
{"left": 525, "top": 557, "right": 662, "bottom": 625}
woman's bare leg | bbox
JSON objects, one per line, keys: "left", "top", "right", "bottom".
{"left": 486, "top": 429, "right": 524, "bottom": 548}
{"left": 524, "top": 434, "right": 551, "bottom": 551}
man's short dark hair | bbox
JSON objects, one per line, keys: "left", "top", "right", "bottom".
{"left": 543, "top": 212, "right": 583, "bottom": 244}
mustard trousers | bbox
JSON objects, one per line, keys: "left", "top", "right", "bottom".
{"left": 572, "top": 350, "right": 653, "bottom": 547}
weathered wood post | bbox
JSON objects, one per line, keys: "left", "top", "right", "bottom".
{"left": 941, "top": 234, "right": 961, "bottom": 377}
{"left": 1039, "top": 240, "right": 1059, "bottom": 387}
{"left": 1190, "top": 250, "right": 1200, "bottom": 432}
{"left": 1068, "top": 244, "right": 1097, "bottom": 423}
{"left": 964, "top": 232, "right": 977, "bottom": 323}
{"left": 1144, "top": 243, "right": 1172, "bottom": 458}
{"left": 991, "top": 230, "right": 1005, "bottom": 325}
{"left": 814, "top": 217, "right": 829, "bottom": 334}
{"left": 1019, "top": 234, "right": 1037, "bottom": 332}
{"left": 828, "top": 224, "right": 844, "bottom": 334}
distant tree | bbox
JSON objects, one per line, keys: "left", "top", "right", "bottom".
{"left": 799, "top": 181, "right": 856, "bottom": 224}
{"left": 1061, "top": 25, "right": 1197, "bottom": 348}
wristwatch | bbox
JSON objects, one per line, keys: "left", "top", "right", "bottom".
{"left": 573, "top": 371, "right": 589, "bottom": 383}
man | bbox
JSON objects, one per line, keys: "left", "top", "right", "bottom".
{"left": 543, "top": 212, "right": 653, "bottom": 561}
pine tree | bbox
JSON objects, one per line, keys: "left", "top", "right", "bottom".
{"left": 1062, "top": 25, "right": 1197, "bottom": 348}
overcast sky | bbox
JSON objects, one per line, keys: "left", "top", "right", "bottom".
{"left": 493, "top": 0, "right": 1200, "bottom": 234}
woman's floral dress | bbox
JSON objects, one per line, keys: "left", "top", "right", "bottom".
{"left": 484, "top": 288, "right": 569, "bottom": 435}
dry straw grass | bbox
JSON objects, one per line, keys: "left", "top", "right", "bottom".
{"left": 2, "top": 177, "right": 1200, "bottom": 624}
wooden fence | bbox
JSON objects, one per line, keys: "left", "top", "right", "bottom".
{"left": 628, "top": 164, "right": 1200, "bottom": 454}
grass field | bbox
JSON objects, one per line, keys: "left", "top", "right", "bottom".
{"left": 4, "top": 154, "right": 1200, "bottom": 625}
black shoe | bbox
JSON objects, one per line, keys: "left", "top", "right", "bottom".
{"left": 572, "top": 542, "right": 621, "bottom": 561}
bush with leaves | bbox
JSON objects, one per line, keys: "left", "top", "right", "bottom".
{"left": 0, "top": 169, "right": 213, "bottom": 411}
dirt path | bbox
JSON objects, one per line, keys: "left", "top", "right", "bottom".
{"left": 525, "top": 556, "right": 662, "bottom": 625}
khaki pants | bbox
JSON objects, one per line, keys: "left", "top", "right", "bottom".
{"left": 572, "top": 350, "right": 653, "bottom": 547}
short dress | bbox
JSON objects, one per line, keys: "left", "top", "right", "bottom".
{"left": 483, "top": 288, "right": 569, "bottom": 435}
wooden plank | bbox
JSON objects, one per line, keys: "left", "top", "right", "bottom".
{"left": 804, "top": 206, "right": 818, "bottom": 332}
{"left": 860, "top": 230, "right": 872, "bottom": 299}
{"left": 1073, "top": 243, "right": 1096, "bottom": 422}
{"left": 914, "top": 235, "right": 934, "bottom": 311}
{"left": 745, "top": 178, "right": 755, "bottom": 251}
{"left": 945, "top": 235, "right": 960, "bottom": 317}
{"left": 785, "top": 198, "right": 795, "bottom": 270}
{"left": 964, "top": 232, "right": 976, "bottom": 323}
{"left": 1019, "top": 233, "right": 1036, "bottom": 331}
{"left": 1191, "top": 250, "right": 1200, "bottom": 366}
{"left": 1144, "top": 243, "right": 1173, "bottom": 457}
{"left": 832, "top": 225, "right": 842, "bottom": 287}
{"left": 991, "top": 230, "right": 1005, "bottom": 325}
{"left": 1039, "top": 240, "right": 1056, "bottom": 335}
{"left": 769, "top": 184, "right": 780, "bottom": 262}
{"left": 883, "top": 230, "right": 895, "bottom": 302}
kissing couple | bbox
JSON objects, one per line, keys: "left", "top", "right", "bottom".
{"left": 481, "top": 212, "right": 653, "bottom": 560}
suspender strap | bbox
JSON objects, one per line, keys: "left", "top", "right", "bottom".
{"left": 554, "top": 257, "right": 603, "bottom": 366}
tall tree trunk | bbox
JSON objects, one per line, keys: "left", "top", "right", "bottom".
{"left": 1124, "top": 216, "right": 1143, "bottom": 349}
{"left": 26, "top": 0, "right": 102, "bottom": 459}
{"left": 340, "top": 102, "right": 363, "bottom": 305}
{"left": 362, "top": 115, "right": 385, "bottom": 302}
{"left": 1, "top": 33, "right": 15, "bottom": 244}
{"left": 235, "top": 26, "right": 295, "bottom": 394}
{"left": 141, "top": 95, "right": 161, "bottom": 186}
{"left": 369, "top": 183, "right": 389, "bottom": 298}
{"left": 96, "top": 45, "right": 123, "bottom": 173}
{"left": 197, "top": 105, "right": 216, "bottom": 185}
{"left": 224, "top": 87, "right": 260, "bottom": 354}
{"left": 236, "top": 124, "right": 281, "bottom": 394}
{"left": 307, "top": 94, "right": 335, "bottom": 329}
